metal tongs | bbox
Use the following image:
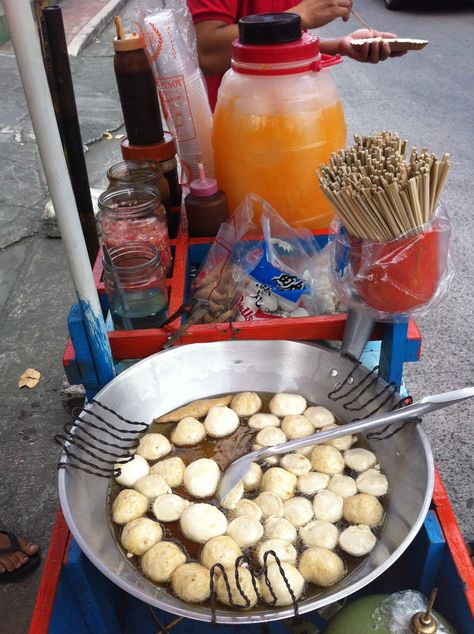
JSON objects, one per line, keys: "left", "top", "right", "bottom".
{"left": 161, "top": 298, "right": 209, "bottom": 349}
{"left": 218, "top": 387, "right": 474, "bottom": 503}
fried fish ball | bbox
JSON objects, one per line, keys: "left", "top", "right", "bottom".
{"left": 114, "top": 454, "right": 149, "bottom": 487}
{"left": 204, "top": 406, "right": 240, "bottom": 438}
{"left": 255, "top": 492, "right": 284, "bottom": 518}
{"left": 280, "top": 454, "right": 312, "bottom": 476}
{"left": 327, "top": 474, "right": 358, "bottom": 498}
{"left": 141, "top": 541, "right": 187, "bottom": 583}
{"left": 171, "top": 563, "right": 211, "bottom": 603}
{"left": 242, "top": 462, "right": 263, "bottom": 491}
{"left": 299, "top": 520, "right": 339, "bottom": 550}
{"left": 227, "top": 516, "right": 263, "bottom": 548}
{"left": 200, "top": 535, "right": 242, "bottom": 569}
{"left": 304, "top": 406, "right": 335, "bottom": 429}
{"left": 338, "top": 525, "right": 377, "bottom": 556}
{"left": 150, "top": 456, "right": 186, "bottom": 488}
{"left": 269, "top": 393, "right": 307, "bottom": 417}
{"left": 264, "top": 516, "right": 297, "bottom": 543}
{"left": 256, "top": 538, "right": 297, "bottom": 567}
{"left": 136, "top": 433, "right": 171, "bottom": 461}
{"left": 134, "top": 474, "right": 171, "bottom": 499}
{"left": 180, "top": 503, "right": 228, "bottom": 543}
{"left": 343, "top": 494, "right": 384, "bottom": 528}
{"left": 343, "top": 448, "right": 377, "bottom": 472}
{"left": 222, "top": 481, "right": 244, "bottom": 510}
{"left": 283, "top": 497, "right": 314, "bottom": 527}
{"left": 171, "top": 417, "right": 206, "bottom": 447}
{"left": 319, "top": 424, "right": 354, "bottom": 451}
{"left": 152, "top": 494, "right": 190, "bottom": 522}
{"left": 183, "top": 458, "right": 220, "bottom": 498}
{"left": 297, "top": 472, "right": 329, "bottom": 496}
{"left": 261, "top": 467, "right": 297, "bottom": 500}
{"left": 231, "top": 392, "right": 262, "bottom": 416}
{"left": 216, "top": 566, "right": 260, "bottom": 609}
{"left": 234, "top": 499, "right": 263, "bottom": 522}
{"left": 260, "top": 562, "right": 305, "bottom": 606}
{"left": 248, "top": 413, "right": 281, "bottom": 430}
{"left": 120, "top": 517, "right": 162, "bottom": 556}
{"left": 112, "top": 489, "right": 148, "bottom": 525}
{"left": 155, "top": 395, "right": 232, "bottom": 423}
{"left": 255, "top": 427, "right": 287, "bottom": 448}
{"left": 310, "top": 445, "right": 345, "bottom": 475}
{"left": 356, "top": 469, "right": 389, "bottom": 497}
{"left": 281, "top": 415, "right": 314, "bottom": 440}
{"left": 295, "top": 445, "right": 314, "bottom": 457}
{"left": 312, "top": 490, "right": 344, "bottom": 523}
{"left": 299, "top": 547, "right": 345, "bottom": 587}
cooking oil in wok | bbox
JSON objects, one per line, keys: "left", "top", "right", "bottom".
{"left": 108, "top": 392, "right": 389, "bottom": 611}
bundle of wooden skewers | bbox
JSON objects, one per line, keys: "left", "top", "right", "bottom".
{"left": 318, "top": 132, "right": 450, "bottom": 241}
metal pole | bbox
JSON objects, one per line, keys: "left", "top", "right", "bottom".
{"left": 3, "top": 0, "right": 115, "bottom": 385}
{"left": 42, "top": 6, "right": 100, "bottom": 265}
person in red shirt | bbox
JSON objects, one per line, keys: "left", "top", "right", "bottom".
{"left": 187, "top": 0, "right": 404, "bottom": 110}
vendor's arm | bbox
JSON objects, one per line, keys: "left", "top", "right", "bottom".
{"left": 192, "top": 0, "right": 353, "bottom": 76}
{"left": 320, "top": 29, "right": 407, "bottom": 63}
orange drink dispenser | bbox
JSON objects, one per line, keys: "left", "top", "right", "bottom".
{"left": 213, "top": 13, "right": 346, "bottom": 230}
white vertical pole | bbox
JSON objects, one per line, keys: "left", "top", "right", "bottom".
{"left": 3, "top": 0, "right": 115, "bottom": 384}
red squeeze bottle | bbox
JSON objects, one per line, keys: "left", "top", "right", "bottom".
{"left": 113, "top": 16, "right": 164, "bottom": 146}
{"left": 185, "top": 163, "right": 229, "bottom": 237}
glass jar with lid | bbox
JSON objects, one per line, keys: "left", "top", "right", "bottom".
{"left": 102, "top": 242, "right": 168, "bottom": 330}
{"left": 107, "top": 160, "right": 172, "bottom": 221}
{"left": 98, "top": 185, "right": 172, "bottom": 274}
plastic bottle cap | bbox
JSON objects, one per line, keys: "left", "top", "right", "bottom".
{"left": 238, "top": 13, "right": 301, "bottom": 45}
{"left": 189, "top": 163, "right": 217, "bottom": 197}
{"left": 121, "top": 132, "right": 177, "bottom": 161}
{"left": 113, "top": 15, "right": 144, "bottom": 52}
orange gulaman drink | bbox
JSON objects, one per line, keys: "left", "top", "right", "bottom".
{"left": 213, "top": 16, "right": 346, "bottom": 230}
{"left": 214, "top": 100, "right": 345, "bottom": 229}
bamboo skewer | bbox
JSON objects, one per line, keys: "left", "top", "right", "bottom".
{"left": 318, "top": 132, "right": 451, "bottom": 242}
{"left": 351, "top": 9, "right": 373, "bottom": 32}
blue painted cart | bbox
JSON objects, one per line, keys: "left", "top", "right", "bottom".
{"left": 30, "top": 227, "right": 473, "bottom": 633}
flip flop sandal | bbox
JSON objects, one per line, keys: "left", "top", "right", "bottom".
{"left": 0, "top": 530, "right": 41, "bottom": 583}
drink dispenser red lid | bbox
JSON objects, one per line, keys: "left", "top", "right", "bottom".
{"left": 232, "top": 13, "right": 341, "bottom": 74}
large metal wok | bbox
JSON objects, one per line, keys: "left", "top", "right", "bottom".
{"left": 58, "top": 340, "right": 434, "bottom": 624}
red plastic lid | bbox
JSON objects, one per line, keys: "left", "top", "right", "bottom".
{"left": 121, "top": 132, "right": 177, "bottom": 161}
{"left": 232, "top": 32, "right": 319, "bottom": 65}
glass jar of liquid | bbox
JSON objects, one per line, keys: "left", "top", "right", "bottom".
{"left": 98, "top": 185, "right": 172, "bottom": 275}
{"left": 103, "top": 242, "right": 168, "bottom": 330}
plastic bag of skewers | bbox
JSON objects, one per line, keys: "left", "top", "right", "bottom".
{"left": 191, "top": 194, "right": 343, "bottom": 323}
{"left": 319, "top": 132, "right": 455, "bottom": 322}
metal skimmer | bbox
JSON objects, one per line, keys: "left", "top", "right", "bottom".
{"left": 55, "top": 399, "right": 147, "bottom": 478}
{"left": 209, "top": 551, "right": 299, "bottom": 623}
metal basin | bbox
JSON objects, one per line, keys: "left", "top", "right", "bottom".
{"left": 58, "top": 340, "right": 434, "bottom": 624}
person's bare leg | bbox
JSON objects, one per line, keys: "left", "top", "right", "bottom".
{"left": 0, "top": 533, "right": 39, "bottom": 574}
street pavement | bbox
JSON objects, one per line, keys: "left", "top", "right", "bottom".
{"left": 0, "top": 0, "right": 473, "bottom": 631}
{"left": 316, "top": 0, "right": 474, "bottom": 548}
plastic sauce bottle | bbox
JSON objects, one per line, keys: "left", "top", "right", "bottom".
{"left": 185, "top": 163, "right": 229, "bottom": 237}
{"left": 213, "top": 13, "right": 346, "bottom": 230}
{"left": 113, "top": 16, "right": 164, "bottom": 146}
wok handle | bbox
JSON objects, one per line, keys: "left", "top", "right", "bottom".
{"left": 340, "top": 310, "right": 375, "bottom": 361}
{"left": 255, "top": 387, "right": 474, "bottom": 460}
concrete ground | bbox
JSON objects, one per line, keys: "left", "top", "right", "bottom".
{"left": 0, "top": 0, "right": 473, "bottom": 632}
{"left": 317, "top": 0, "right": 474, "bottom": 544}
